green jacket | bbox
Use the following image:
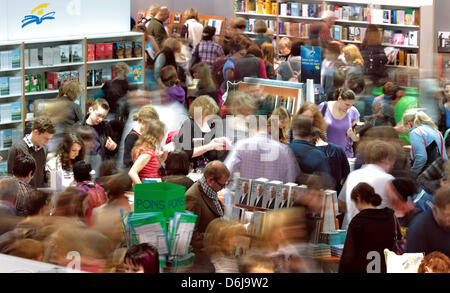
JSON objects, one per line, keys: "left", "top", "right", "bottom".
{"left": 147, "top": 18, "right": 168, "bottom": 47}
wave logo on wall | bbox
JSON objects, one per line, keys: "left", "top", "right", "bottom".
{"left": 22, "top": 3, "right": 56, "bottom": 28}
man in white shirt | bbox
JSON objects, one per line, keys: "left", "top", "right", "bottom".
{"left": 339, "top": 140, "right": 397, "bottom": 230}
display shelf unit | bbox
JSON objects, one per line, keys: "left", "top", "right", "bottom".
{"left": 233, "top": 0, "right": 422, "bottom": 70}
{"left": 0, "top": 32, "right": 145, "bottom": 143}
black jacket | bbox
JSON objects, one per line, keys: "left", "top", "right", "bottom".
{"left": 78, "top": 115, "right": 117, "bottom": 160}
{"left": 339, "top": 208, "right": 398, "bottom": 273}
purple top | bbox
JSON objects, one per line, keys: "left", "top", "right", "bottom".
{"left": 319, "top": 102, "right": 360, "bottom": 158}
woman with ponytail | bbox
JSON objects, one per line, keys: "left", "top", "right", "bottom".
{"left": 402, "top": 109, "right": 447, "bottom": 177}
{"left": 339, "top": 182, "right": 398, "bottom": 273}
{"left": 318, "top": 88, "right": 360, "bottom": 158}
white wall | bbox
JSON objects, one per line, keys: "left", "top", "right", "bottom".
{"left": 2, "top": 0, "right": 130, "bottom": 41}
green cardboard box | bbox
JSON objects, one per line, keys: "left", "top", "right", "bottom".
{"left": 134, "top": 182, "right": 186, "bottom": 218}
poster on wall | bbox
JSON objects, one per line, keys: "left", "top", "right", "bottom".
{"left": 438, "top": 32, "right": 450, "bottom": 53}
{"left": 301, "top": 46, "right": 321, "bottom": 84}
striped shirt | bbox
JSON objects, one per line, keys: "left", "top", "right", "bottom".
{"left": 193, "top": 40, "right": 224, "bottom": 69}
{"left": 224, "top": 133, "right": 301, "bottom": 183}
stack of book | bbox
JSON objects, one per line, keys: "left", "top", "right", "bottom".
{"left": 331, "top": 245, "right": 344, "bottom": 257}
{"left": 312, "top": 244, "right": 331, "bottom": 259}
{"left": 235, "top": 0, "right": 276, "bottom": 14}
{"left": 372, "top": 8, "right": 419, "bottom": 26}
{"left": 331, "top": 25, "right": 367, "bottom": 43}
{"left": 0, "top": 50, "right": 21, "bottom": 70}
{"left": 246, "top": 19, "right": 277, "bottom": 33}
{"left": 279, "top": 22, "right": 311, "bottom": 38}
{"left": 0, "top": 102, "right": 22, "bottom": 123}
{"left": 25, "top": 44, "right": 83, "bottom": 67}
{"left": 87, "top": 41, "right": 142, "bottom": 61}
{"left": 383, "top": 30, "right": 418, "bottom": 47}
{"left": 325, "top": 5, "right": 369, "bottom": 22}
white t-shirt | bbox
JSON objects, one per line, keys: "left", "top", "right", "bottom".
{"left": 45, "top": 157, "right": 75, "bottom": 188}
{"left": 339, "top": 164, "right": 394, "bottom": 230}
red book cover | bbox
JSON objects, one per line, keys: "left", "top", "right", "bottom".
{"left": 104, "top": 43, "right": 113, "bottom": 60}
{"left": 95, "top": 43, "right": 105, "bottom": 60}
{"left": 87, "top": 44, "right": 96, "bottom": 62}
{"left": 45, "top": 72, "right": 58, "bottom": 90}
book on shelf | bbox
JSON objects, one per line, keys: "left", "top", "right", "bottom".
{"left": 0, "top": 77, "right": 8, "bottom": 96}
{"left": 70, "top": 44, "right": 83, "bottom": 63}
{"left": 127, "top": 65, "right": 143, "bottom": 83}
{"left": 60, "top": 45, "right": 71, "bottom": 64}
{"left": 0, "top": 76, "right": 22, "bottom": 96}
{"left": 0, "top": 50, "right": 21, "bottom": 70}
{"left": 408, "top": 31, "right": 418, "bottom": 47}
{"left": 392, "top": 33, "right": 406, "bottom": 45}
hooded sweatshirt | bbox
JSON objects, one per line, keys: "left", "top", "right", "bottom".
{"left": 163, "top": 86, "right": 186, "bottom": 106}
{"left": 339, "top": 207, "right": 397, "bottom": 273}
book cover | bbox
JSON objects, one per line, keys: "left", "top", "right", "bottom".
{"left": 0, "top": 51, "right": 8, "bottom": 70}
{"left": 102, "top": 67, "right": 112, "bottom": 81}
{"left": 59, "top": 45, "right": 70, "bottom": 63}
{"left": 372, "top": 9, "right": 384, "bottom": 24}
{"left": 71, "top": 71, "right": 79, "bottom": 82}
{"left": 95, "top": 43, "right": 105, "bottom": 61}
{"left": 405, "top": 9, "right": 414, "bottom": 25}
{"left": 392, "top": 33, "right": 406, "bottom": 45}
{"left": 45, "top": 72, "right": 58, "bottom": 90}
{"left": 24, "top": 75, "right": 31, "bottom": 93}
{"left": 301, "top": 46, "right": 321, "bottom": 84}
{"left": 24, "top": 49, "right": 29, "bottom": 68}
{"left": 280, "top": 3, "right": 287, "bottom": 16}
{"left": 52, "top": 47, "right": 61, "bottom": 65}
{"left": 0, "top": 77, "right": 9, "bottom": 96}
{"left": 42, "top": 47, "right": 53, "bottom": 66}
{"left": 291, "top": 3, "right": 298, "bottom": 17}
{"left": 9, "top": 77, "right": 22, "bottom": 95}
{"left": 11, "top": 50, "right": 21, "bottom": 68}
{"left": 354, "top": 27, "right": 361, "bottom": 42}
{"left": 29, "top": 48, "right": 39, "bottom": 67}
{"left": 71, "top": 44, "right": 83, "bottom": 62}
{"left": 302, "top": 4, "right": 308, "bottom": 17}
{"left": 114, "top": 42, "right": 125, "bottom": 59}
{"left": 0, "top": 103, "right": 11, "bottom": 123}
{"left": 234, "top": 178, "right": 252, "bottom": 206}
{"left": 103, "top": 43, "right": 113, "bottom": 60}
{"left": 265, "top": 181, "right": 283, "bottom": 210}
{"left": 94, "top": 69, "right": 103, "bottom": 86}
{"left": 383, "top": 10, "right": 391, "bottom": 24}
{"left": 87, "top": 70, "right": 94, "bottom": 87}
{"left": 289, "top": 185, "right": 307, "bottom": 208}
{"left": 249, "top": 178, "right": 269, "bottom": 208}
{"left": 2, "top": 129, "right": 12, "bottom": 148}
{"left": 408, "top": 31, "right": 418, "bottom": 47}
{"left": 87, "top": 44, "right": 95, "bottom": 62}
{"left": 383, "top": 30, "right": 394, "bottom": 44}
{"left": 11, "top": 102, "right": 21, "bottom": 121}
{"left": 397, "top": 10, "right": 405, "bottom": 25}
{"left": 128, "top": 65, "right": 143, "bottom": 83}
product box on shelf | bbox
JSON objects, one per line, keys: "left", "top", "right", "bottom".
{"left": 29, "top": 48, "right": 39, "bottom": 67}
{"left": 71, "top": 44, "right": 83, "bottom": 62}
{"left": 11, "top": 50, "right": 21, "bottom": 68}
{"left": 52, "top": 47, "right": 61, "bottom": 65}
{"left": 9, "top": 77, "right": 22, "bottom": 95}
{"left": 114, "top": 42, "right": 125, "bottom": 59}
{"left": 24, "top": 49, "right": 30, "bottom": 68}
{"left": 87, "top": 70, "right": 94, "bottom": 87}
{"left": 60, "top": 45, "right": 71, "bottom": 63}
{"left": 124, "top": 42, "right": 132, "bottom": 59}
{"left": 104, "top": 43, "right": 113, "bottom": 60}
{"left": 132, "top": 41, "right": 142, "bottom": 58}
{"left": 0, "top": 77, "right": 9, "bottom": 96}
{"left": 87, "top": 44, "right": 95, "bottom": 62}
{"left": 45, "top": 72, "right": 58, "bottom": 90}
{"left": 95, "top": 43, "right": 105, "bottom": 60}
{"left": 24, "top": 75, "right": 31, "bottom": 93}
{"left": 42, "top": 47, "right": 53, "bottom": 66}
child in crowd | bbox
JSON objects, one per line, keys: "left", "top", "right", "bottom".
{"left": 158, "top": 65, "right": 186, "bottom": 106}
{"left": 124, "top": 243, "right": 160, "bottom": 273}
{"left": 129, "top": 119, "right": 167, "bottom": 184}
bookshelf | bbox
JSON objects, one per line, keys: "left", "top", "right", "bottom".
{"left": 167, "top": 12, "right": 228, "bottom": 39}
{"left": 0, "top": 32, "right": 145, "bottom": 151}
{"left": 233, "top": 0, "right": 423, "bottom": 70}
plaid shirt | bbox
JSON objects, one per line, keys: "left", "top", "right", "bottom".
{"left": 193, "top": 40, "right": 224, "bottom": 68}
{"left": 199, "top": 176, "right": 223, "bottom": 217}
{"left": 417, "top": 156, "right": 445, "bottom": 194}
{"left": 24, "top": 134, "right": 42, "bottom": 152}
{"left": 225, "top": 133, "right": 301, "bottom": 183}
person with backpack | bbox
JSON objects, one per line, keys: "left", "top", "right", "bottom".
{"left": 402, "top": 109, "right": 447, "bottom": 178}
{"left": 276, "top": 41, "right": 303, "bottom": 82}
{"left": 361, "top": 24, "right": 388, "bottom": 84}
{"left": 233, "top": 44, "right": 267, "bottom": 81}
{"left": 180, "top": 8, "right": 204, "bottom": 49}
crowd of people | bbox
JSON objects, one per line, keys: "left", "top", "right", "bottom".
{"left": 0, "top": 5, "right": 448, "bottom": 274}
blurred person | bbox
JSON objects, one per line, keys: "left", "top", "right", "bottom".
{"left": 129, "top": 119, "right": 167, "bottom": 184}
{"left": 160, "top": 38, "right": 189, "bottom": 88}
{"left": 78, "top": 99, "right": 118, "bottom": 163}
{"left": 204, "top": 218, "right": 249, "bottom": 273}
{"left": 290, "top": 114, "right": 330, "bottom": 176}
{"left": 0, "top": 178, "right": 21, "bottom": 236}
{"left": 124, "top": 243, "right": 160, "bottom": 273}
{"left": 232, "top": 17, "right": 248, "bottom": 35}
{"left": 8, "top": 117, "right": 55, "bottom": 188}
{"left": 191, "top": 62, "right": 219, "bottom": 106}
{"left": 402, "top": 109, "right": 447, "bottom": 177}
{"left": 417, "top": 154, "right": 446, "bottom": 196}
{"left": 123, "top": 105, "right": 159, "bottom": 169}
{"left": 311, "top": 128, "right": 350, "bottom": 194}
{"left": 418, "top": 251, "right": 450, "bottom": 273}
{"left": 191, "top": 26, "right": 224, "bottom": 72}
{"left": 343, "top": 44, "right": 364, "bottom": 76}
{"left": 325, "top": 70, "right": 346, "bottom": 102}
{"left": 4, "top": 239, "right": 44, "bottom": 262}
{"left": 339, "top": 140, "right": 396, "bottom": 230}
{"left": 185, "top": 161, "right": 230, "bottom": 273}
{"left": 75, "top": 126, "right": 99, "bottom": 177}
{"left": 261, "top": 42, "right": 276, "bottom": 80}
{"left": 406, "top": 186, "right": 450, "bottom": 257}
{"left": 174, "top": 95, "right": 226, "bottom": 171}
{"left": 361, "top": 24, "right": 387, "bottom": 84}
{"left": 222, "top": 36, "right": 247, "bottom": 88}
{"left": 253, "top": 20, "right": 272, "bottom": 47}
{"left": 258, "top": 208, "right": 319, "bottom": 273}
{"left": 161, "top": 151, "right": 194, "bottom": 191}
{"left": 147, "top": 6, "right": 169, "bottom": 47}
{"left": 21, "top": 190, "right": 50, "bottom": 218}
{"left": 339, "top": 182, "right": 398, "bottom": 273}
{"left": 310, "top": 10, "right": 335, "bottom": 47}
{"left": 181, "top": 8, "right": 204, "bottom": 48}
{"left": 233, "top": 44, "right": 268, "bottom": 81}
{"left": 265, "top": 28, "right": 275, "bottom": 42}
{"left": 238, "top": 254, "right": 275, "bottom": 273}
{"left": 12, "top": 156, "right": 36, "bottom": 217}
{"left": 45, "top": 134, "right": 85, "bottom": 188}
{"left": 277, "top": 41, "right": 303, "bottom": 82}
{"left": 268, "top": 107, "right": 291, "bottom": 144}
{"left": 43, "top": 225, "right": 114, "bottom": 273}
{"left": 73, "top": 161, "right": 106, "bottom": 225}
{"left": 386, "top": 178, "right": 422, "bottom": 238}
{"left": 277, "top": 37, "right": 292, "bottom": 62}
{"left": 224, "top": 115, "right": 301, "bottom": 183}
{"left": 158, "top": 65, "right": 186, "bottom": 106}
{"left": 319, "top": 88, "right": 360, "bottom": 158}
{"left": 154, "top": 38, "right": 179, "bottom": 81}
{"left": 321, "top": 41, "right": 344, "bottom": 95}
{"left": 438, "top": 82, "right": 450, "bottom": 135}
{"left": 48, "top": 81, "right": 84, "bottom": 152}
{"left": 298, "top": 102, "right": 328, "bottom": 133}
{"left": 144, "top": 4, "right": 160, "bottom": 28}
{"left": 91, "top": 173, "right": 132, "bottom": 248}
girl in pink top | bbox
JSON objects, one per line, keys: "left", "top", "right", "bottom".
{"left": 129, "top": 120, "right": 168, "bottom": 184}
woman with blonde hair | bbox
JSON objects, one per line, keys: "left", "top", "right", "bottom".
{"left": 181, "top": 8, "right": 204, "bottom": 48}
{"left": 129, "top": 119, "right": 167, "bottom": 184}
{"left": 343, "top": 44, "right": 364, "bottom": 75}
{"left": 402, "top": 109, "right": 447, "bottom": 177}
{"left": 268, "top": 107, "right": 291, "bottom": 144}
{"left": 222, "top": 91, "right": 257, "bottom": 143}
{"left": 261, "top": 42, "right": 276, "bottom": 80}
{"left": 123, "top": 106, "right": 159, "bottom": 169}
{"left": 175, "top": 95, "right": 228, "bottom": 170}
